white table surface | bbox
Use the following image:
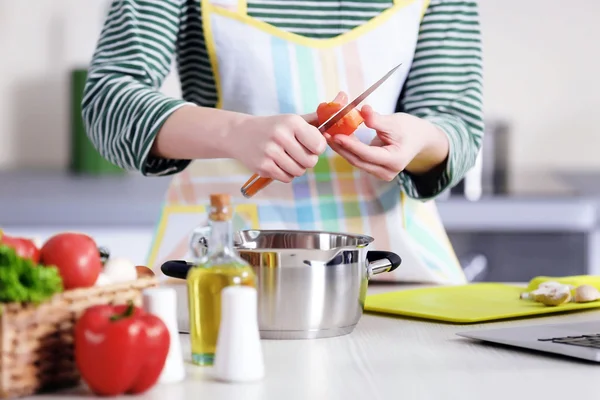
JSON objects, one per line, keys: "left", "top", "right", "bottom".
{"left": 25, "top": 283, "right": 600, "bottom": 400}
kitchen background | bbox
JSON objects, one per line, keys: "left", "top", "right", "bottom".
{"left": 0, "top": 0, "right": 599, "bottom": 282}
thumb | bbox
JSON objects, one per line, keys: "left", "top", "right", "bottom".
{"left": 360, "top": 105, "right": 395, "bottom": 133}
{"left": 332, "top": 91, "right": 348, "bottom": 105}
{"left": 301, "top": 111, "right": 319, "bottom": 127}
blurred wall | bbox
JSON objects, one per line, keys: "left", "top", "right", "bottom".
{"left": 0, "top": 0, "right": 598, "bottom": 176}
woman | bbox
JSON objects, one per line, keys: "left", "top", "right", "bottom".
{"left": 83, "top": 0, "right": 483, "bottom": 284}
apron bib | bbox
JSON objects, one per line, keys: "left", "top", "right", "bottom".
{"left": 146, "top": 0, "right": 467, "bottom": 285}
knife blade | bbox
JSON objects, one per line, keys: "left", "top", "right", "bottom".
{"left": 241, "top": 63, "right": 402, "bottom": 198}
{"left": 316, "top": 63, "right": 402, "bottom": 134}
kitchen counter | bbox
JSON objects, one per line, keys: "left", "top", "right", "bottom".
{"left": 2, "top": 170, "right": 598, "bottom": 232}
{"left": 24, "top": 283, "right": 600, "bottom": 400}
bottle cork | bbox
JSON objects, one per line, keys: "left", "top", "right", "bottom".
{"left": 210, "top": 193, "right": 230, "bottom": 208}
{"left": 209, "top": 193, "right": 232, "bottom": 221}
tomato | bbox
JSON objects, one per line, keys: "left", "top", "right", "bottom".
{"left": 40, "top": 232, "right": 102, "bottom": 290}
{"left": 316, "top": 93, "right": 364, "bottom": 136}
{"left": 0, "top": 234, "right": 41, "bottom": 263}
{"left": 75, "top": 303, "right": 170, "bottom": 396}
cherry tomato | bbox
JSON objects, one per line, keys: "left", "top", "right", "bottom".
{"left": 316, "top": 93, "right": 364, "bottom": 136}
{"left": 40, "top": 233, "right": 102, "bottom": 290}
{"left": 0, "top": 234, "right": 41, "bottom": 263}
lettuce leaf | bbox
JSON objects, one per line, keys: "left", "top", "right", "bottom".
{"left": 0, "top": 245, "right": 63, "bottom": 304}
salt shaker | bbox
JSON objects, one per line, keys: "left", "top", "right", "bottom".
{"left": 213, "top": 285, "right": 265, "bottom": 383}
{"left": 142, "top": 287, "right": 186, "bottom": 384}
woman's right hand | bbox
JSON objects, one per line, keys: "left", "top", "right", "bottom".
{"left": 225, "top": 114, "right": 327, "bottom": 183}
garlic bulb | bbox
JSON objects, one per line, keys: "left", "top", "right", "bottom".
{"left": 533, "top": 290, "right": 571, "bottom": 306}
{"left": 94, "top": 272, "right": 112, "bottom": 287}
{"left": 522, "top": 282, "right": 572, "bottom": 306}
{"left": 103, "top": 257, "right": 138, "bottom": 283}
{"left": 538, "top": 281, "right": 574, "bottom": 291}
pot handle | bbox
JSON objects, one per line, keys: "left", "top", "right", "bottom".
{"left": 366, "top": 250, "right": 402, "bottom": 279}
{"left": 161, "top": 260, "right": 194, "bottom": 280}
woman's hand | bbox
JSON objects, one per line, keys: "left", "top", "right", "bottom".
{"left": 226, "top": 114, "right": 327, "bottom": 183}
{"left": 327, "top": 105, "right": 450, "bottom": 181}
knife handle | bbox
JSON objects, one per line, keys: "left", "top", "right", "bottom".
{"left": 241, "top": 174, "right": 273, "bottom": 198}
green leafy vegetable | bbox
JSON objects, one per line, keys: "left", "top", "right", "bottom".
{"left": 0, "top": 245, "right": 63, "bottom": 304}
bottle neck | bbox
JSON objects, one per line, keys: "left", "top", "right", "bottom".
{"left": 208, "top": 217, "right": 234, "bottom": 256}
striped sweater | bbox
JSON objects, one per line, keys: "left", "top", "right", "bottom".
{"left": 83, "top": 0, "right": 484, "bottom": 200}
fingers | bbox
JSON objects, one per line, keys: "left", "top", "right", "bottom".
{"left": 294, "top": 120, "right": 327, "bottom": 156}
{"left": 332, "top": 134, "right": 396, "bottom": 167}
{"left": 301, "top": 112, "right": 319, "bottom": 127}
{"left": 275, "top": 130, "right": 319, "bottom": 169}
{"left": 259, "top": 115, "right": 327, "bottom": 183}
{"left": 273, "top": 152, "right": 306, "bottom": 180}
{"left": 272, "top": 115, "right": 326, "bottom": 157}
{"left": 332, "top": 91, "right": 348, "bottom": 105}
{"left": 328, "top": 140, "right": 399, "bottom": 182}
{"left": 256, "top": 158, "right": 295, "bottom": 183}
{"left": 360, "top": 105, "right": 396, "bottom": 133}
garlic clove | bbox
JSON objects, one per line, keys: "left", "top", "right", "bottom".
{"left": 94, "top": 272, "right": 112, "bottom": 287}
{"left": 573, "top": 285, "right": 600, "bottom": 303}
{"left": 103, "top": 257, "right": 138, "bottom": 283}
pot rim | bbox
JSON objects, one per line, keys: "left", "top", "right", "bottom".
{"left": 235, "top": 229, "right": 375, "bottom": 250}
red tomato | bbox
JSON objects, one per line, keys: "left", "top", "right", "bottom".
{"left": 0, "top": 234, "right": 41, "bottom": 263}
{"left": 316, "top": 98, "right": 364, "bottom": 136}
{"left": 75, "top": 303, "right": 170, "bottom": 396}
{"left": 40, "top": 233, "right": 102, "bottom": 290}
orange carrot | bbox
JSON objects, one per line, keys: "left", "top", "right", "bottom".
{"left": 315, "top": 93, "right": 364, "bottom": 136}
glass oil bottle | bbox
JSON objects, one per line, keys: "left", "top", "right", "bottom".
{"left": 187, "top": 193, "right": 257, "bottom": 366}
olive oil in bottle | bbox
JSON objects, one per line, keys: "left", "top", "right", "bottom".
{"left": 187, "top": 194, "right": 256, "bottom": 366}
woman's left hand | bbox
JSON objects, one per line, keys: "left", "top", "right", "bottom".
{"left": 327, "top": 105, "right": 450, "bottom": 181}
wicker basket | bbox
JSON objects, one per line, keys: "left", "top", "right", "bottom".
{"left": 0, "top": 277, "right": 158, "bottom": 399}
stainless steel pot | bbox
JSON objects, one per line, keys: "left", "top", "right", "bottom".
{"left": 161, "top": 229, "right": 401, "bottom": 340}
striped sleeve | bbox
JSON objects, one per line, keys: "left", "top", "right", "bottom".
{"left": 397, "top": 0, "right": 484, "bottom": 200}
{"left": 82, "top": 0, "right": 194, "bottom": 176}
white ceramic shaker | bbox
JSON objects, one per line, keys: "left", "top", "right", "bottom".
{"left": 142, "top": 287, "right": 186, "bottom": 384}
{"left": 213, "top": 285, "right": 265, "bottom": 383}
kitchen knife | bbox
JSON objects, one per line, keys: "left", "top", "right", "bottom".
{"left": 240, "top": 63, "right": 402, "bottom": 198}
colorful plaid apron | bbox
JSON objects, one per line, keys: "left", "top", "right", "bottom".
{"left": 146, "top": 0, "right": 467, "bottom": 285}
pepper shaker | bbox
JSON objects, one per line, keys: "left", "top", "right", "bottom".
{"left": 213, "top": 285, "right": 265, "bottom": 383}
{"left": 143, "top": 287, "right": 186, "bottom": 384}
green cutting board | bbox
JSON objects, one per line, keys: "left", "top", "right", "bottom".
{"left": 364, "top": 280, "right": 600, "bottom": 324}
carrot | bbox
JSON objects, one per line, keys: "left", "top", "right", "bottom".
{"left": 315, "top": 93, "right": 364, "bottom": 136}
